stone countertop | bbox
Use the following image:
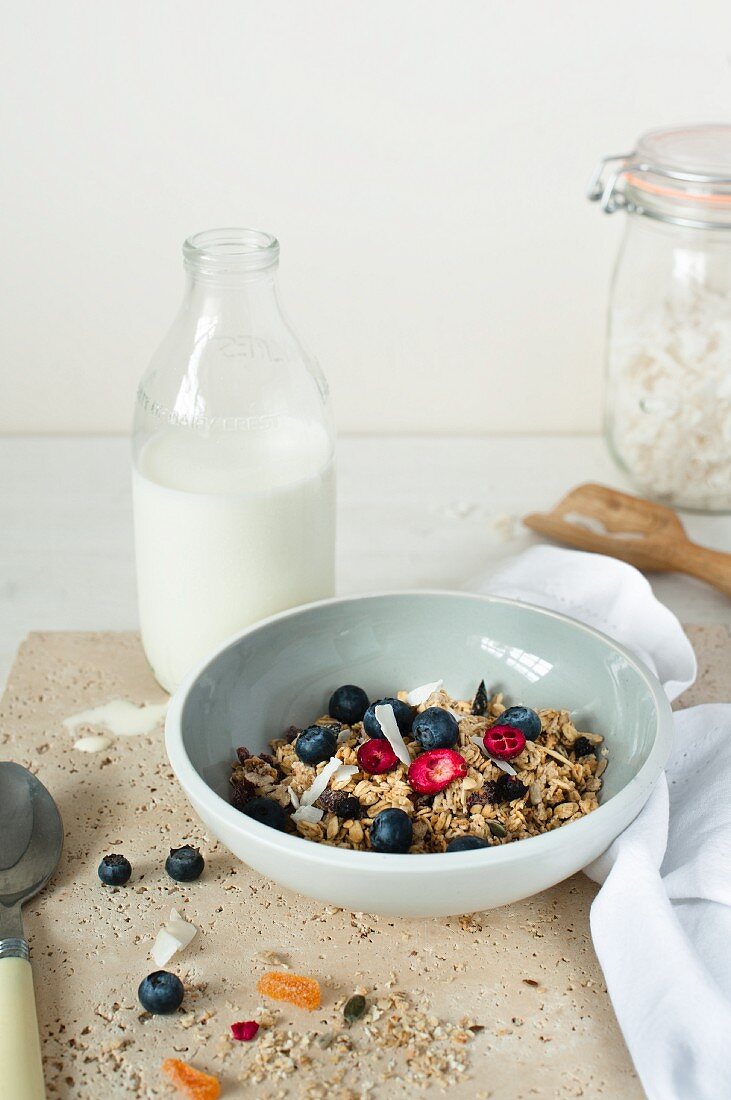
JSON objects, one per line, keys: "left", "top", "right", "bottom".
{"left": 6, "top": 627, "right": 706, "bottom": 1099}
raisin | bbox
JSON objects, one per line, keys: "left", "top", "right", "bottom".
{"left": 235, "top": 746, "right": 251, "bottom": 764}
{"left": 468, "top": 776, "right": 526, "bottom": 806}
{"left": 230, "top": 778, "right": 255, "bottom": 810}
{"left": 282, "top": 725, "right": 301, "bottom": 743}
{"left": 493, "top": 775, "right": 527, "bottom": 802}
{"left": 317, "top": 789, "right": 361, "bottom": 818}
{"left": 573, "top": 736, "right": 595, "bottom": 758}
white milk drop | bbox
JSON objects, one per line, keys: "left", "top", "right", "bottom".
{"left": 132, "top": 421, "right": 335, "bottom": 693}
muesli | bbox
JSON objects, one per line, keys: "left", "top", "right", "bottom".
{"left": 229, "top": 681, "right": 607, "bottom": 853}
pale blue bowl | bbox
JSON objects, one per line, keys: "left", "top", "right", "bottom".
{"left": 166, "top": 592, "right": 673, "bottom": 916}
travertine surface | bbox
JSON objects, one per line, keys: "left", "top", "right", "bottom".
{"left": 8, "top": 628, "right": 720, "bottom": 1098}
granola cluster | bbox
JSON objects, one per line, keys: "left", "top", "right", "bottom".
{"left": 229, "top": 686, "right": 606, "bottom": 852}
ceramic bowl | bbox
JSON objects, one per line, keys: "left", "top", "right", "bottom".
{"left": 165, "top": 591, "right": 673, "bottom": 917}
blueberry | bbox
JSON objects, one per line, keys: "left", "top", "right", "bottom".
{"left": 369, "top": 808, "right": 413, "bottom": 853}
{"left": 138, "top": 970, "right": 185, "bottom": 1014}
{"left": 446, "top": 836, "right": 489, "bottom": 852}
{"left": 328, "top": 684, "right": 369, "bottom": 725}
{"left": 363, "top": 698, "right": 413, "bottom": 739}
{"left": 295, "top": 724, "right": 338, "bottom": 765}
{"left": 500, "top": 706, "right": 542, "bottom": 741}
{"left": 165, "top": 845, "right": 205, "bottom": 882}
{"left": 412, "top": 707, "right": 459, "bottom": 751}
{"left": 241, "top": 796, "right": 289, "bottom": 830}
{"left": 97, "top": 853, "right": 132, "bottom": 886}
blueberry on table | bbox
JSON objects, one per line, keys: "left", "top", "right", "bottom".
{"left": 499, "top": 706, "right": 542, "bottom": 741}
{"left": 412, "top": 707, "right": 459, "bottom": 751}
{"left": 328, "top": 684, "right": 369, "bottom": 725}
{"left": 138, "top": 970, "right": 185, "bottom": 1014}
{"left": 241, "top": 796, "right": 289, "bottom": 831}
{"left": 295, "top": 725, "right": 338, "bottom": 765}
{"left": 369, "top": 807, "right": 413, "bottom": 853}
{"left": 97, "top": 853, "right": 132, "bottom": 886}
{"left": 363, "top": 698, "right": 414, "bottom": 739}
{"left": 165, "top": 845, "right": 205, "bottom": 882}
{"left": 446, "top": 836, "right": 489, "bottom": 852}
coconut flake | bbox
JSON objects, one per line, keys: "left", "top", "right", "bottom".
{"left": 301, "top": 757, "right": 343, "bottom": 807}
{"left": 405, "top": 680, "right": 443, "bottom": 707}
{"left": 337, "top": 727, "right": 352, "bottom": 743}
{"left": 449, "top": 709, "right": 466, "bottom": 722}
{"left": 151, "top": 908, "right": 197, "bottom": 968}
{"left": 471, "top": 735, "right": 517, "bottom": 776}
{"left": 288, "top": 786, "right": 300, "bottom": 809}
{"left": 331, "top": 763, "right": 358, "bottom": 786}
{"left": 291, "top": 804, "right": 325, "bottom": 824}
{"left": 374, "top": 704, "right": 412, "bottom": 766}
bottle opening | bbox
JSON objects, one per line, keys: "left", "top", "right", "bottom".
{"left": 183, "top": 228, "right": 280, "bottom": 274}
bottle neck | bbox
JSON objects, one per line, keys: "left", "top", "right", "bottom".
{"left": 182, "top": 266, "right": 282, "bottom": 325}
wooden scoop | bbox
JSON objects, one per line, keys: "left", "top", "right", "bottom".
{"left": 524, "top": 483, "right": 731, "bottom": 598}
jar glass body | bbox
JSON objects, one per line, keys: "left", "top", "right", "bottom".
{"left": 132, "top": 230, "right": 336, "bottom": 693}
{"left": 605, "top": 210, "right": 731, "bottom": 510}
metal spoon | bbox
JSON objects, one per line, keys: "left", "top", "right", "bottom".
{"left": 0, "top": 762, "right": 63, "bottom": 1100}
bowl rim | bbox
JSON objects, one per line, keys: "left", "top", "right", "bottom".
{"left": 165, "top": 589, "right": 674, "bottom": 871}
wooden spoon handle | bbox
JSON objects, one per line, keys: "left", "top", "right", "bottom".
{"left": 668, "top": 542, "right": 731, "bottom": 598}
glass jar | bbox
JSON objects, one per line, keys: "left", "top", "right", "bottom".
{"left": 589, "top": 124, "right": 731, "bottom": 511}
{"left": 132, "top": 228, "right": 336, "bottom": 693}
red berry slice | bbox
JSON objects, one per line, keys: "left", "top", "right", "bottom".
{"left": 408, "top": 748, "right": 468, "bottom": 794}
{"left": 483, "top": 725, "right": 526, "bottom": 760}
{"left": 231, "top": 1020, "right": 259, "bottom": 1041}
{"left": 357, "top": 738, "right": 399, "bottom": 774}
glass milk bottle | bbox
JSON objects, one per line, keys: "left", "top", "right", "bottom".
{"left": 132, "top": 228, "right": 335, "bottom": 693}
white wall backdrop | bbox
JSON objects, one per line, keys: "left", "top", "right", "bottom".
{"left": 1, "top": 0, "right": 730, "bottom": 434}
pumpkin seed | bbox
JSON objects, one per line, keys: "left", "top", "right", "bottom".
{"left": 472, "top": 679, "right": 489, "bottom": 716}
{"left": 488, "top": 820, "right": 507, "bottom": 838}
{"left": 343, "top": 993, "right": 367, "bottom": 1026}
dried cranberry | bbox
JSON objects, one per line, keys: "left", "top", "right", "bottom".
{"left": 408, "top": 749, "right": 468, "bottom": 795}
{"left": 357, "top": 739, "right": 399, "bottom": 775}
{"left": 483, "top": 725, "right": 526, "bottom": 760}
{"left": 231, "top": 1020, "right": 259, "bottom": 1041}
{"left": 318, "top": 788, "right": 361, "bottom": 818}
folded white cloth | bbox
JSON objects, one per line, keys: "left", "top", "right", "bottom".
{"left": 471, "top": 546, "right": 731, "bottom": 1100}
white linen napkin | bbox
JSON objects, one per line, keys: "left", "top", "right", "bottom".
{"left": 471, "top": 546, "right": 731, "bottom": 1100}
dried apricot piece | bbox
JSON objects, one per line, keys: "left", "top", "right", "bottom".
{"left": 257, "top": 970, "right": 321, "bottom": 1010}
{"left": 161, "top": 1058, "right": 221, "bottom": 1100}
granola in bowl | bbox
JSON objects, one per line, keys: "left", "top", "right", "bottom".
{"left": 229, "top": 681, "right": 607, "bottom": 853}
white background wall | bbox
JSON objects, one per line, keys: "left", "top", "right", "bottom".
{"left": 1, "top": 0, "right": 730, "bottom": 435}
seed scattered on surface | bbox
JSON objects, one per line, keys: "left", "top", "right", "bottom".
{"left": 487, "top": 820, "right": 507, "bottom": 837}
{"left": 522, "top": 978, "right": 540, "bottom": 987}
{"left": 343, "top": 993, "right": 367, "bottom": 1025}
